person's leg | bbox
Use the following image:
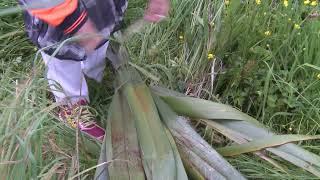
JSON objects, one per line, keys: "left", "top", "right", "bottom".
{"left": 41, "top": 52, "right": 105, "bottom": 141}
{"left": 82, "top": 41, "right": 109, "bottom": 82}
{"left": 41, "top": 52, "right": 89, "bottom": 104}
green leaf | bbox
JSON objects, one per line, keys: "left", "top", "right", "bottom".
{"left": 276, "top": 144, "right": 320, "bottom": 167}
{"left": 204, "top": 120, "right": 320, "bottom": 177}
{"left": 218, "top": 135, "right": 320, "bottom": 157}
{"left": 163, "top": 127, "right": 189, "bottom": 180}
{"left": 153, "top": 94, "right": 246, "bottom": 179}
{"left": 267, "top": 148, "right": 320, "bottom": 177}
{"left": 250, "top": 46, "right": 272, "bottom": 60}
{"left": 302, "top": 63, "right": 320, "bottom": 71}
{"left": 202, "top": 119, "right": 287, "bottom": 172}
{"left": 95, "top": 93, "right": 144, "bottom": 180}
{"left": 129, "top": 62, "right": 160, "bottom": 82}
{"left": 191, "top": 13, "right": 204, "bottom": 26}
{"left": 118, "top": 68, "right": 180, "bottom": 180}
{"left": 152, "top": 86, "right": 261, "bottom": 126}
{"left": 0, "top": 31, "right": 23, "bottom": 41}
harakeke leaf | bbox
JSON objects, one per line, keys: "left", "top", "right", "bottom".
{"left": 153, "top": 86, "right": 320, "bottom": 177}
{"left": 95, "top": 93, "right": 144, "bottom": 180}
{"left": 153, "top": 94, "right": 246, "bottom": 180}
{"left": 203, "top": 119, "right": 287, "bottom": 172}
{"left": 163, "top": 127, "right": 189, "bottom": 180}
{"left": 117, "top": 68, "right": 180, "bottom": 180}
{"left": 205, "top": 120, "right": 320, "bottom": 177}
{"left": 217, "top": 135, "right": 320, "bottom": 156}
{"left": 152, "top": 86, "right": 260, "bottom": 126}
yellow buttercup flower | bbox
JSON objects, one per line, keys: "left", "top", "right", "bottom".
{"left": 179, "top": 35, "right": 184, "bottom": 40}
{"left": 304, "top": 0, "right": 310, "bottom": 5}
{"left": 311, "top": 1, "right": 317, "bottom": 6}
{"left": 317, "top": 73, "right": 320, "bottom": 79}
{"left": 284, "top": 0, "right": 289, "bottom": 7}
{"left": 256, "top": 0, "right": 261, "bottom": 5}
{"left": 208, "top": 53, "right": 214, "bottom": 60}
{"left": 225, "top": 0, "right": 230, "bottom": 5}
{"left": 294, "top": 24, "right": 300, "bottom": 29}
{"left": 288, "top": 18, "right": 292, "bottom": 22}
{"left": 264, "top": 30, "right": 271, "bottom": 36}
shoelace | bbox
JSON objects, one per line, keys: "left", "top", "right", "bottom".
{"left": 61, "top": 105, "right": 97, "bottom": 129}
{"left": 73, "top": 106, "right": 96, "bottom": 128}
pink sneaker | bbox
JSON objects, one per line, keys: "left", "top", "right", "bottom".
{"left": 58, "top": 99, "right": 105, "bottom": 142}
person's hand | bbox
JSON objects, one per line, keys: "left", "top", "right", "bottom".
{"left": 75, "top": 19, "right": 104, "bottom": 53}
{"left": 144, "top": 0, "right": 170, "bottom": 23}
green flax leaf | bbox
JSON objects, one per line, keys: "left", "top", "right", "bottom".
{"left": 152, "top": 86, "right": 260, "bottom": 126}
{"left": 218, "top": 135, "right": 320, "bottom": 157}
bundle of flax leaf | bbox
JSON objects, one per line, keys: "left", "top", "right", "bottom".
{"left": 94, "top": 21, "right": 320, "bottom": 180}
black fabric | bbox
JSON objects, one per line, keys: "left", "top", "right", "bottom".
{"left": 86, "top": 0, "right": 116, "bottom": 31}
{"left": 58, "top": 0, "right": 88, "bottom": 35}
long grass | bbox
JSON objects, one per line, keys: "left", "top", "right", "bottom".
{"left": 1, "top": 0, "right": 320, "bottom": 179}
